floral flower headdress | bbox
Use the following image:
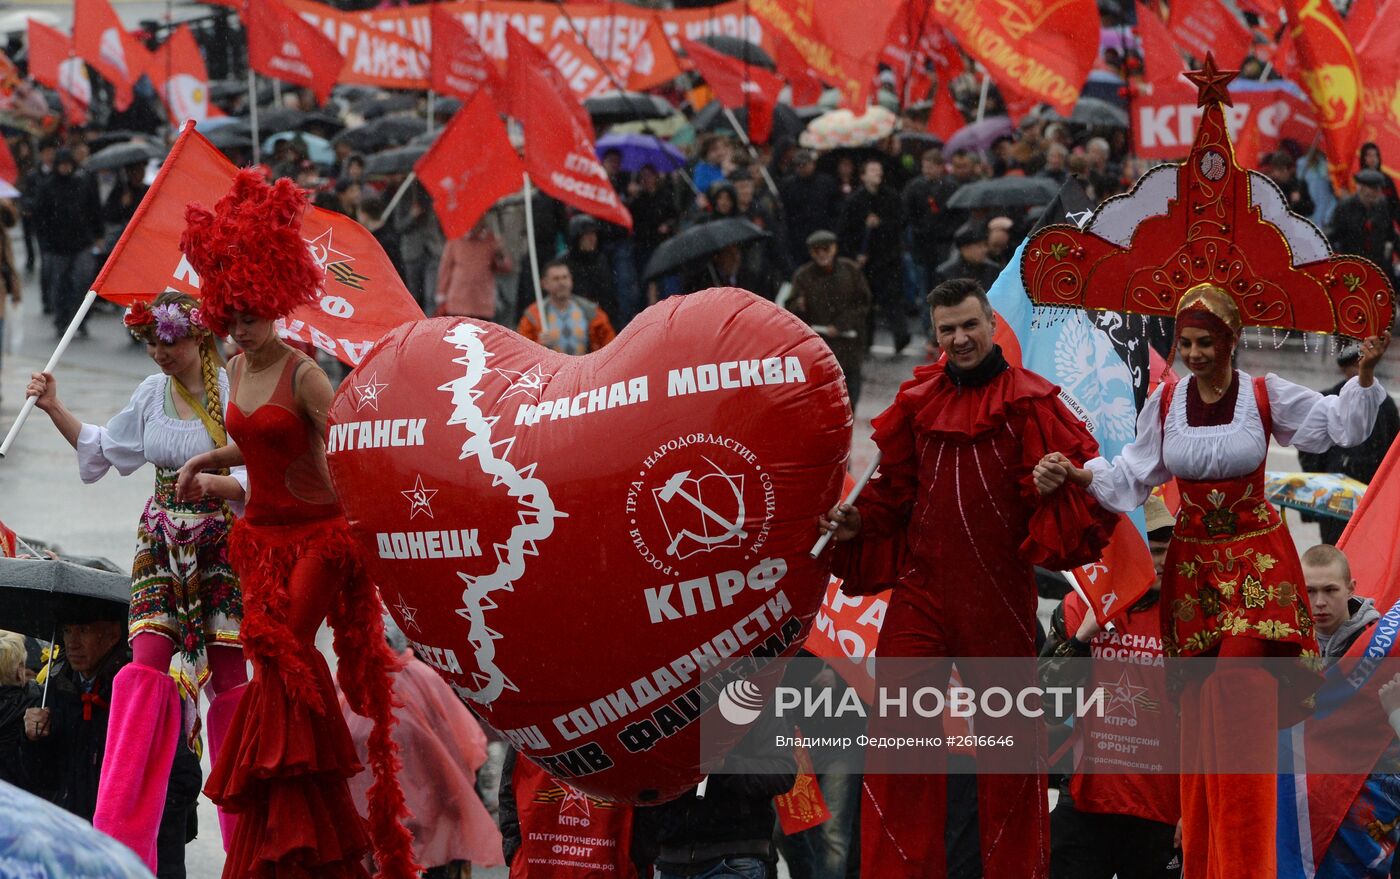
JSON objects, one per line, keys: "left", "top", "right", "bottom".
{"left": 124, "top": 298, "right": 209, "bottom": 344}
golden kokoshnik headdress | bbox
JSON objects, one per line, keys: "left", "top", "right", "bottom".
{"left": 1021, "top": 54, "right": 1394, "bottom": 342}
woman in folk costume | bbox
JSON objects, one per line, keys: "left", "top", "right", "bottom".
{"left": 173, "top": 169, "right": 418, "bottom": 879}
{"left": 1026, "top": 55, "right": 1394, "bottom": 879}
{"left": 25, "top": 290, "right": 247, "bottom": 870}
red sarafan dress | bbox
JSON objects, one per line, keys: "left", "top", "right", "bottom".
{"left": 205, "top": 350, "right": 417, "bottom": 879}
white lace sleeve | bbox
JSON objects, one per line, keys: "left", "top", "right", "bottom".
{"left": 1266, "top": 373, "right": 1386, "bottom": 453}
{"left": 75, "top": 376, "right": 161, "bottom": 483}
{"left": 1084, "top": 384, "right": 1172, "bottom": 513}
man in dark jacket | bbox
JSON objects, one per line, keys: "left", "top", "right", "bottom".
{"left": 21, "top": 138, "right": 56, "bottom": 308}
{"left": 778, "top": 151, "right": 842, "bottom": 271}
{"left": 936, "top": 222, "right": 1003, "bottom": 292}
{"left": 564, "top": 215, "right": 619, "bottom": 324}
{"left": 838, "top": 159, "right": 906, "bottom": 353}
{"left": 1329, "top": 169, "right": 1399, "bottom": 281}
{"left": 788, "top": 230, "right": 872, "bottom": 406}
{"left": 1299, "top": 345, "right": 1400, "bottom": 543}
{"left": 901, "top": 148, "right": 961, "bottom": 292}
{"left": 1264, "top": 151, "right": 1315, "bottom": 220}
{"left": 18, "top": 619, "right": 201, "bottom": 879}
{"left": 649, "top": 712, "right": 797, "bottom": 878}
{"left": 32, "top": 149, "right": 103, "bottom": 336}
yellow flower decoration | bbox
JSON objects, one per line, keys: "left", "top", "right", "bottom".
{"left": 1255, "top": 553, "right": 1278, "bottom": 573}
{"left": 1255, "top": 619, "right": 1297, "bottom": 640}
{"left": 1178, "top": 561, "right": 1200, "bottom": 579}
{"left": 1242, "top": 577, "right": 1267, "bottom": 609}
{"left": 1218, "top": 579, "right": 1238, "bottom": 598}
{"left": 1221, "top": 613, "right": 1251, "bottom": 635}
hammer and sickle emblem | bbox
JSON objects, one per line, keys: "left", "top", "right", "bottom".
{"left": 654, "top": 456, "right": 748, "bottom": 559}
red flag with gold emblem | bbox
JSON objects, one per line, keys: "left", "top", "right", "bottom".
{"left": 148, "top": 25, "right": 213, "bottom": 124}
{"left": 92, "top": 123, "right": 423, "bottom": 366}
{"left": 1282, "top": 0, "right": 1365, "bottom": 189}
{"left": 774, "top": 741, "right": 833, "bottom": 834}
{"left": 0, "top": 518, "right": 16, "bottom": 558}
{"left": 930, "top": 0, "right": 1100, "bottom": 118}
{"left": 28, "top": 20, "right": 92, "bottom": 126}
{"left": 72, "top": 0, "right": 140, "bottom": 111}
{"left": 1356, "top": 8, "right": 1400, "bottom": 180}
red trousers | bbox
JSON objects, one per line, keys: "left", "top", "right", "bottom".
{"left": 860, "top": 581, "right": 1048, "bottom": 878}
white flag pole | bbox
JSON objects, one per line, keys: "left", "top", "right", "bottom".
{"left": 381, "top": 171, "right": 418, "bottom": 220}
{"left": 0, "top": 290, "right": 98, "bottom": 458}
{"left": 810, "top": 450, "right": 882, "bottom": 558}
{"left": 521, "top": 172, "right": 550, "bottom": 334}
{"left": 248, "top": 68, "right": 261, "bottom": 164}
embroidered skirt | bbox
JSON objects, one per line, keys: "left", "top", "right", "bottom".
{"left": 129, "top": 468, "right": 242, "bottom": 699}
{"left": 1163, "top": 468, "right": 1317, "bottom": 658}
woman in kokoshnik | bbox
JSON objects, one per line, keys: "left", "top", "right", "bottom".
{"left": 25, "top": 290, "right": 249, "bottom": 870}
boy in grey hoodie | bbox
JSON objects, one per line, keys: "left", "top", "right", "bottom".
{"left": 1303, "top": 543, "right": 1380, "bottom": 658}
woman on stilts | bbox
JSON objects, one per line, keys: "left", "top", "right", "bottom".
{"left": 26, "top": 291, "right": 248, "bottom": 871}
{"left": 175, "top": 169, "right": 418, "bottom": 879}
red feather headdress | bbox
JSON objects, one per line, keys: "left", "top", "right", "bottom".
{"left": 179, "top": 169, "right": 323, "bottom": 336}
{"left": 1021, "top": 54, "right": 1393, "bottom": 341}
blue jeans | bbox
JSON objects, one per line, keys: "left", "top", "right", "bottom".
{"left": 658, "top": 857, "right": 768, "bottom": 879}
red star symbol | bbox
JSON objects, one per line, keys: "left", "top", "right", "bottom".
{"left": 401, "top": 475, "right": 439, "bottom": 520}
{"left": 1184, "top": 53, "right": 1239, "bottom": 108}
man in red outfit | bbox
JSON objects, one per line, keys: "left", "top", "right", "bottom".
{"left": 821, "top": 278, "right": 1116, "bottom": 878}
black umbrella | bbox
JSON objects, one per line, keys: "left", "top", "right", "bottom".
{"left": 353, "top": 93, "right": 419, "bottom": 120}
{"left": 241, "top": 107, "right": 309, "bottom": 135}
{"left": 85, "top": 141, "right": 161, "bottom": 172}
{"left": 204, "top": 128, "right": 254, "bottom": 153}
{"left": 0, "top": 556, "right": 129, "bottom": 641}
{"left": 432, "top": 97, "right": 463, "bottom": 116}
{"left": 643, "top": 218, "right": 770, "bottom": 281}
{"left": 86, "top": 130, "right": 146, "bottom": 151}
{"left": 946, "top": 177, "right": 1060, "bottom": 210}
{"left": 1069, "top": 96, "right": 1130, "bottom": 129}
{"left": 332, "top": 116, "right": 427, "bottom": 152}
{"left": 584, "top": 92, "right": 675, "bottom": 129}
{"left": 692, "top": 101, "right": 806, "bottom": 143}
{"left": 411, "top": 129, "right": 441, "bottom": 146}
{"left": 298, "top": 111, "right": 346, "bottom": 136}
{"left": 693, "top": 35, "right": 776, "bottom": 71}
{"left": 365, "top": 145, "right": 428, "bottom": 176}
{"left": 209, "top": 79, "right": 273, "bottom": 105}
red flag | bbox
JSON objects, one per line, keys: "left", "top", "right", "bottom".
{"left": 1283, "top": 0, "right": 1365, "bottom": 189}
{"left": 245, "top": 0, "right": 343, "bottom": 103}
{"left": 1356, "top": 5, "right": 1400, "bottom": 180}
{"left": 429, "top": 5, "right": 501, "bottom": 104}
{"left": 0, "top": 136, "right": 17, "bottom": 185}
{"left": 546, "top": 28, "right": 623, "bottom": 102}
{"left": 1233, "top": 105, "right": 1265, "bottom": 168}
{"left": 1136, "top": 2, "right": 1186, "bottom": 91}
{"left": 929, "top": 83, "right": 963, "bottom": 140}
{"left": 773, "top": 743, "right": 833, "bottom": 834}
{"left": 811, "top": 0, "right": 904, "bottom": 111}
{"left": 1340, "top": 436, "right": 1400, "bottom": 614}
{"left": 931, "top": 0, "right": 1100, "bottom": 117}
{"left": 772, "top": 29, "right": 827, "bottom": 107}
{"left": 148, "top": 25, "right": 212, "bottom": 124}
{"left": 683, "top": 39, "right": 784, "bottom": 144}
{"left": 625, "top": 15, "right": 684, "bottom": 92}
{"left": 27, "top": 21, "right": 91, "bottom": 126}
{"left": 415, "top": 93, "right": 524, "bottom": 240}
{"left": 1167, "top": 0, "right": 1254, "bottom": 69}
{"left": 1069, "top": 514, "right": 1157, "bottom": 627}
{"left": 72, "top": 0, "right": 139, "bottom": 111}
{"left": 1344, "top": 0, "right": 1381, "bottom": 47}
{"left": 502, "top": 27, "right": 593, "bottom": 139}
{"left": 505, "top": 29, "right": 631, "bottom": 230}
{"left": 91, "top": 123, "right": 422, "bottom": 366}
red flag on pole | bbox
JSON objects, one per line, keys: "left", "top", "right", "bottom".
{"left": 811, "top": 0, "right": 904, "bottom": 111}
{"left": 928, "top": 82, "right": 963, "bottom": 140}
{"left": 0, "top": 517, "right": 16, "bottom": 558}
{"left": 429, "top": 5, "right": 501, "bottom": 104}
{"left": 1282, "top": 0, "right": 1365, "bottom": 189}
{"left": 415, "top": 93, "right": 524, "bottom": 240}
{"left": 27, "top": 21, "right": 91, "bottom": 126}
{"left": 546, "top": 28, "right": 625, "bottom": 102}
{"left": 772, "top": 29, "right": 827, "bottom": 107}
{"left": 1136, "top": 2, "right": 1186, "bottom": 91}
{"left": 72, "top": 0, "right": 139, "bottom": 111}
{"left": 148, "top": 25, "right": 213, "bottom": 124}
{"left": 683, "top": 39, "right": 784, "bottom": 144}
{"left": 1357, "top": 5, "right": 1400, "bottom": 180}
{"left": 625, "top": 15, "right": 685, "bottom": 92}
{"left": 506, "top": 28, "right": 631, "bottom": 229}
{"left": 502, "top": 26, "right": 594, "bottom": 138}
{"left": 245, "top": 0, "right": 343, "bottom": 103}
{"left": 92, "top": 123, "right": 422, "bottom": 366}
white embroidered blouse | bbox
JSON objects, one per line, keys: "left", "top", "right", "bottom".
{"left": 1085, "top": 371, "right": 1386, "bottom": 514}
{"left": 75, "top": 372, "right": 247, "bottom": 494}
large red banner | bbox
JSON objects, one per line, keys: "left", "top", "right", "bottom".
{"left": 92, "top": 124, "right": 423, "bottom": 366}
{"left": 1134, "top": 83, "right": 1319, "bottom": 160}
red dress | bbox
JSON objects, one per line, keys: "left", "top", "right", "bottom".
{"left": 834, "top": 359, "right": 1116, "bottom": 879}
{"left": 205, "top": 351, "right": 416, "bottom": 879}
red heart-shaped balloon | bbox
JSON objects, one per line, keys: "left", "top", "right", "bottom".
{"left": 327, "top": 288, "right": 851, "bottom": 802}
